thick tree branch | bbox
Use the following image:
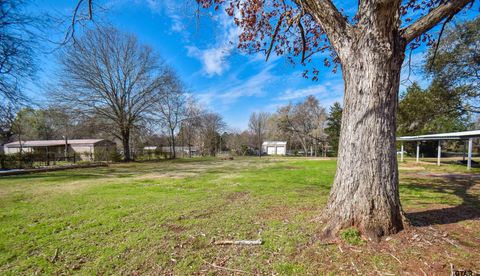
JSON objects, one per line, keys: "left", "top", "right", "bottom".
{"left": 401, "top": 0, "right": 473, "bottom": 43}
{"left": 298, "top": 20, "right": 307, "bottom": 63}
{"left": 296, "top": 0, "right": 352, "bottom": 50}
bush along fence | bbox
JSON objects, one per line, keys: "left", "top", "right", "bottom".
{"left": 0, "top": 150, "right": 120, "bottom": 170}
{"left": 0, "top": 152, "right": 79, "bottom": 170}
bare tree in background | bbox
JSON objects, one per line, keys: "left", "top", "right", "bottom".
{"left": 178, "top": 97, "right": 203, "bottom": 158}
{"left": 278, "top": 104, "right": 309, "bottom": 156}
{"left": 0, "top": 0, "right": 39, "bottom": 106}
{"left": 248, "top": 112, "right": 269, "bottom": 157}
{"left": 225, "top": 130, "right": 252, "bottom": 156}
{"left": 308, "top": 98, "right": 328, "bottom": 157}
{"left": 53, "top": 26, "right": 166, "bottom": 161}
{"left": 156, "top": 70, "right": 186, "bottom": 159}
{"left": 278, "top": 96, "right": 327, "bottom": 157}
{"left": 199, "top": 113, "right": 226, "bottom": 156}
{"left": 0, "top": 103, "right": 17, "bottom": 144}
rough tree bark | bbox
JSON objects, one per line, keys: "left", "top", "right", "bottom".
{"left": 321, "top": 33, "right": 407, "bottom": 240}
{"left": 170, "top": 128, "right": 176, "bottom": 159}
{"left": 122, "top": 130, "right": 131, "bottom": 162}
{"left": 298, "top": 0, "right": 473, "bottom": 240}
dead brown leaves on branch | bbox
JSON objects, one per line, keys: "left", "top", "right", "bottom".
{"left": 196, "top": 0, "right": 473, "bottom": 80}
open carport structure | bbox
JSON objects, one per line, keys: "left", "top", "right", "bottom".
{"left": 397, "top": 130, "right": 480, "bottom": 170}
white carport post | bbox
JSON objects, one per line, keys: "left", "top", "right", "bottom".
{"left": 400, "top": 142, "right": 404, "bottom": 162}
{"left": 467, "top": 138, "right": 473, "bottom": 170}
{"left": 416, "top": 142, "right": 420, "bottom": 163}
{"left": 437, "top": 140, "right": 442, "bottom": 166}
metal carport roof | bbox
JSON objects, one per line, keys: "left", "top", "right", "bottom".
{"left": 397, "top": 130, "right": 480, "bottom": 141}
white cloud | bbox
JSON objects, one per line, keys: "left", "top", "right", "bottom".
{"left": 276, "top": 80, "right": 344, "bottom": 107}
{"left": 195, "top": 92, "right": 217, "bottom": 108}
{"left": 218, "top": 65, "right": 275, "bottom": 103}
{"left": 195, "top": 63, "right": 276, "bottom": 109}
{"left": 277, "top": 85, "right": 328, "bottom": 101}
{"left": 186, "top": 11, "right": 241, "bottom": 76}
{"left": 132, "top": 0, "right": 186, "bottom": 33}
{"left": 144, "top": 0, "right": 161, "bottom": 11}
{"left": 186, "top": 46, "right": 232, "bottom": 76}
{"left": 170, "top": 15, "right": 185, "bottom": 32}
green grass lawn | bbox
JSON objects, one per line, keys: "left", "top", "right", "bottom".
{"left": 1, "top": 157, "right": 479, "bottom": 274}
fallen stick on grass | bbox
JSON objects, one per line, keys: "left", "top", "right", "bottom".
{"left": 208, "top": 263, "right": 248, "bottom": 274}
{"left": 50, "top": 248, "right": 59, "bottom": 263}
{"left": 214, "top": 239, "right": 263, "bottom": 245}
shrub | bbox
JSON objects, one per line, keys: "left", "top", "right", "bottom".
{"left": 108, "top": 150, "right": 123, "bottom": 162}
{"left": 0, "top": 152, "right": 37, "bottom": 169}
{"left": 339, "top": 228, "right": 364, "bottom": 245}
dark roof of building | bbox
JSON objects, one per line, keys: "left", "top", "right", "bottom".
{"left": 4, "top": 139, "right": 112, "bottom": 148}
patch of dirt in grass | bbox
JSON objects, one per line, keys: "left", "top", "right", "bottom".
{"left": 0, "top": 179, "right": 110, "bottom": 199}
{"left": 292, "top": 157, "right": 336, "bottom": 161}
{"left": 280, "top": 165, "right": 299, "bottom": 170}
{"left": 291, "top": 221, "right": 480, "bottom": 274}
{"left": 258, "top": 205, "right": 293, "bottom": 221}
{"left": 162, "top": 223, "right": 187, "bottom": 233}
{"left": 287, "top": 170, "right": 480, "bottom": 274}
{"left": 226, "top": 191, "right": 250, "bottom": 202}
{"left": 416, "top": 172, "right": 480, "bottom": 179}
{"left": 177, "top": 207, "right": 221, "bottom": 221}
{"left": 399, "top": 166, "right": 426, "bottom": 171}
{"left": 383, "top": 225, "right": 479, "bottom": 274}
{"left": 135, "top": 172, "right": 198, "bottom": 180}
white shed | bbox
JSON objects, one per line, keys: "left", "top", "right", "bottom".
{"left": 262, "top": 141, "right": 287, "bottom": 155}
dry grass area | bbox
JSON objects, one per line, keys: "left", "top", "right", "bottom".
{"left": 0, "top": 157, "right": 479, "bottom": 274}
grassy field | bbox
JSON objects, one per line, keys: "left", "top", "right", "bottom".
{"left": 0, "top": 157, "right": 479, "bottom": 274}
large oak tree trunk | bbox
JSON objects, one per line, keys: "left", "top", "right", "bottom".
{"left": 170, "top": 128, "right": 176, "bottom": 159}
{"left": 321, "top": 33, "right": 407, "bottom": 240}
{"left": 122, "top": 130, "right": 131, "bottom": 162}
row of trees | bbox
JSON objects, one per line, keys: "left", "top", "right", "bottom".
{"left": 2, "top": 94, "right": 344, "bottom": 159}
{"left": 3, "top": 17, "right": 478, "bottom": 160}
{"left": 1, "top": 25, "right": 230, "bottom": 161}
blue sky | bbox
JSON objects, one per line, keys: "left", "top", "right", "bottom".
{"left": 25, "top": 1, "right": 478, "bottom": 130}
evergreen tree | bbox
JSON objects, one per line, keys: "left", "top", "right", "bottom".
{"left": 325, "top": 102, "right": 342, "bottom": 156}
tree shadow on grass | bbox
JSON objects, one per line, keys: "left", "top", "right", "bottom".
{"left": 405, "top": 174, "right": 480, "bottom": 226}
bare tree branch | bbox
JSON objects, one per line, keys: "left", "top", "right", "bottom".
{"left": 265, "top": 13, "right": 285, "bottom": 62}
{"left": 428, "top": 14, "right": 454, "bottom": 71}
{"left": 401, "top": 0, "right": 473, "bottom": 43}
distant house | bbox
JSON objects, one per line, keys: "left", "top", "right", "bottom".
{"left": 3, "top": 139, "right": 116, "bottom": 161}
{"left": 262, "top": 141, "right": 287, "bottom": 155}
